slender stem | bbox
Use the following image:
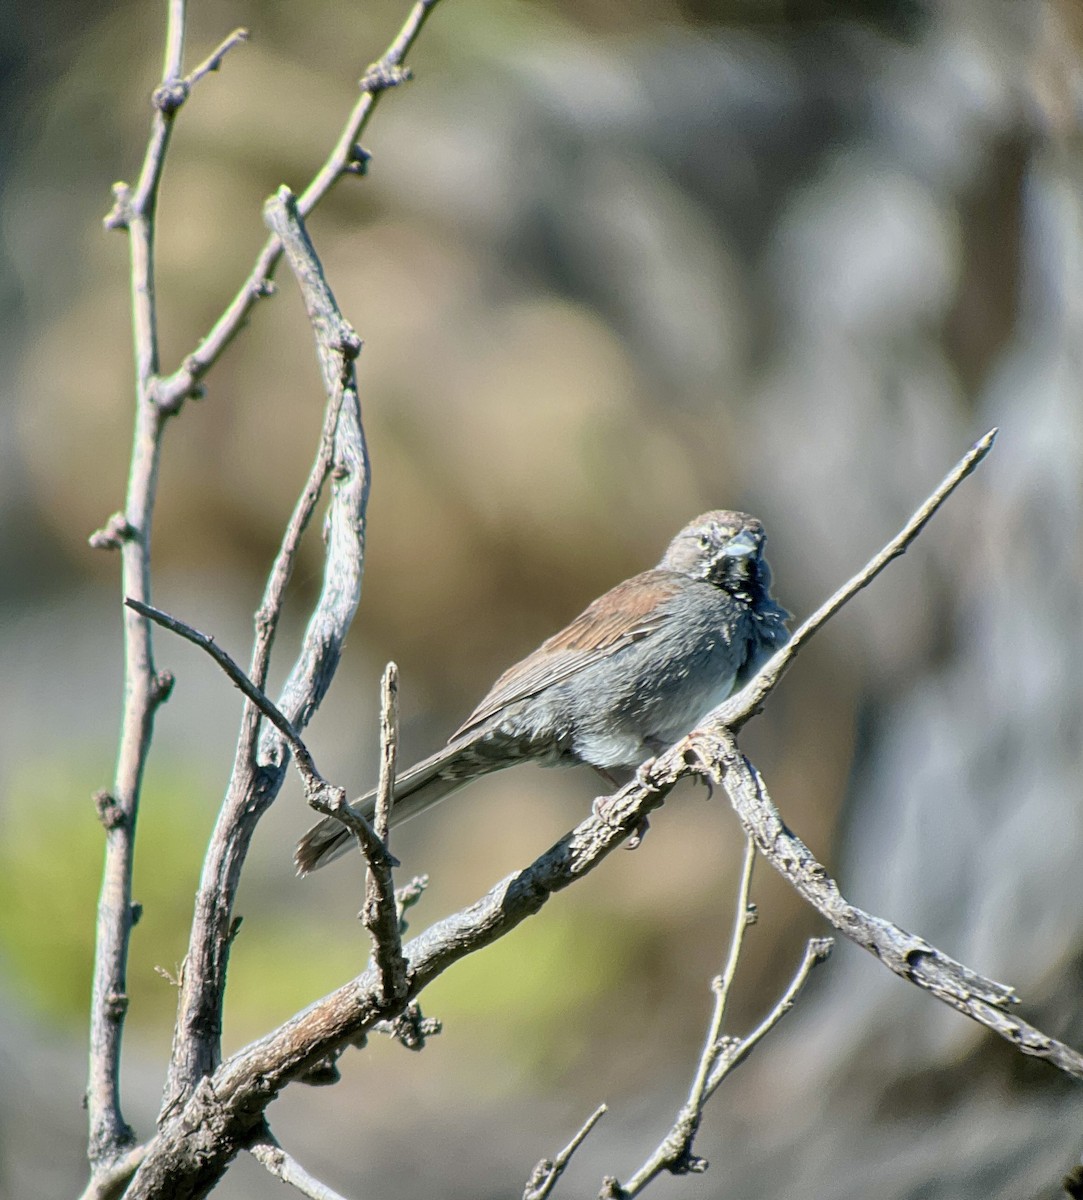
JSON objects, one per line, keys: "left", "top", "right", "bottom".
{"left": 250, "top": 1130, "right": 351, "bottom": 1200}
{"left": 616, "top": 938, "right": 831, "bottom": 1198}
{"left": 612, "top": 837, "right": 758, "bottom": 1197}
{"left": 124, "top": 599, "right": 319, "bottom": 780}
{"left": 362, "top": 663, "right": 408, "bottom": 1003}
{"left": 523, "top": 1104, "right": 608, "bottom": 1200}
{"left": 703, "top": 938, "right": 832, "bottom": 1094}
{"left": 714, "top": 428, "right": 998, "bottom": 731}
{"left": 86, "top": 0, "right": 187, "bottom": 1169}
{"left": 185, "top": 28, "right": 248, "bottom": 87}
{"left": 688, "top": 835, "right": 757, "bottom": 1107}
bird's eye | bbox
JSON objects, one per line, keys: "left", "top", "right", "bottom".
{"left": 698, "top": 532, "right": 712, "bottom": 548}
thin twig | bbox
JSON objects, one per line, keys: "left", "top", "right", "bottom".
{"left": 242, "top": 378, "right": 346, "bottom": 759}
{"left": 160, "top": 181, "right": 371, "bottom": 1118}
{"left": 395, "top": 874, "right": 429, "bottom": 934}
{"left": 373, "top": 662, "right": 398, "bottom": 843}
{"left": 597, "top": 841, "right": 762, "bottom": 1196}
{"left": 708, "top": 734, "right": 1081, "bottom": 1043}
{"left": 361, "top": 664, "right": 408, "bottom": 1003}
{"left": 688, "top": 836, "right": 758, "bottom": 1116}
{"left": 712, "top": 427, "right": 998, "bottom": 732}
{"left": 86, "top": 0, "right": 189, "bottom": 1171}
{"left": 614, "top": 937, "right": 832, "bottom": 1199}
{"left": 524, "top": 1104, "right": 609, "bottom": 1200}
{"left": 184, "top": 27, "right": 248, "bottom": 88}
{"left": 704, "top": 938, "right": 833, "bottom": 1092}
{"left": 250, "top": 1129, "right": 350, "bottom": 1200}
{"left": 154, "top": 0, "right": 443, "bottom": 411}
{"left": 124, "top": 599, "right": 315, "bottom": 778}
{"left": 126, "top": 597, "right": 393, "bottom": 865}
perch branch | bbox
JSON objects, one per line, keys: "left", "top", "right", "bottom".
{"left": 125, "top": 719, "right": 1083, "bottom": 1200}
{"left": 700, "top": 732, "right": 1083, "bottom": 1075}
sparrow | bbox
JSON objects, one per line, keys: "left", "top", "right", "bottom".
{"left": 295, "top": 510, "right": 789, "bottom": 874}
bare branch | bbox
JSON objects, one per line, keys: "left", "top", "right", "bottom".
{"left": 160, "top": 186, "right": 370, "bottom": 1117}
{"left": 77, "top": 1143, "right": 147, "bottom": 1200}
{"left": 124, "top": 596, "right": 392, "bottom": 868}
{"left": 712, "top": 427, "right": 998, "bottom": 733}
{"left": 679, "top": 838, "right": 760, "bottom": 1135}
{"left": 241, "top": 374, "right": 347, "bottom": 770}
{"left": 124, "top": 435, "right": 1079, "bottom": 1200}
{"left": 524, "top": 1104, "right": 609, "bottom": 1200}
{"left": 373, "top": 662, "right": 398, "bottom": 843}
{"left": 705, "top": 938, "right": 833, "bottom": 1092}
{"left": 613, "top": 935, "right": 832, "bottom": 1199}
{"left": 395, "top": 874, "right": 429, "bottom": 933}
{"left": 87, "top": 0, "right": 189, "bottom": 1170}
{"left": 257, "top": 187, "right": 370, "bottom": 744}
{"left": 124, "top": 600, "right": 314, "bottom": 774}
{"left": 708, "top": 834, "right": 757, "bottom": 1052}
{"left": 361, "top": 664, "right": 408, "bottom": 1003}
{"left": 184, "top": 27, "right": 249, "bottom": 88}
{"left": 250, "top": 1130, "right": 351, "bottom": 1200}
{"left": 703, "top": 733, "right": 1083, "bottom": 1075}
{"left": 154, "top": 0, "right": 443, "bottom": 411}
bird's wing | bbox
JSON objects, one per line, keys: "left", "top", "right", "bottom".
{"left": 451, "top": 571, "right": 684, "bottom": 741}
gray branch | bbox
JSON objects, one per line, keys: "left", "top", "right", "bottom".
{"left": 159, "top": 187, "right": 370, "bottom": 1119}
{"left": 86, "top": 0, "right": 194, "bottom": 1171}
{"left": 250, "top": 1130, "right": 352, "bottom": 1200}
{"left": 608, "top": 937, "right": 832, "bottom": 1198}
{"left": 524, "top": 1105, "right": 609, "bottom": 1200}
{"left": 361, "top": 664, "right": 409, "bottom": 1003}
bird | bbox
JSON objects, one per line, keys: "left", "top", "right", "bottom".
{"left": 295, "top": 510, "right": 790, "bottom": 874}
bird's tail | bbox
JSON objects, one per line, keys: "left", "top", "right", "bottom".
{"left": 294, "top": 744, "right": 480, "bottom": 875}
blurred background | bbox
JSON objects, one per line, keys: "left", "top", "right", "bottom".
{"left": 1, "top": 0, "right": 1082, "bottom": 1196}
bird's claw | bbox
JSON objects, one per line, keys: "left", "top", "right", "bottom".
{"left": 624, "top": 815, "right": 650, "bottom": 850}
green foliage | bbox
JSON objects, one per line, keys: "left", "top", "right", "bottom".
{"left": 423, "top": 905, "right": 629, "bottom": 1082}
{"left": 0, "top": 754, "right": 213, "bottom": 1028}
{"left": 0, "top": 753, "right": 372, "bottom": 1041}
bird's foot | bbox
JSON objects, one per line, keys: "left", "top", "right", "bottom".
{"left": 635, "top": 756, "right": 659, "bottom": 790}
{"left": 591, "top": 793, "right": 650, "bottom": 849}
{"left": 624, "top": 815, "right": 650, "bottom": 850}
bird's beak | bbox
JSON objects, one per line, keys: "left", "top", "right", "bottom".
{"left": 723, "top": 531, "right": 759, "bottom": 558}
